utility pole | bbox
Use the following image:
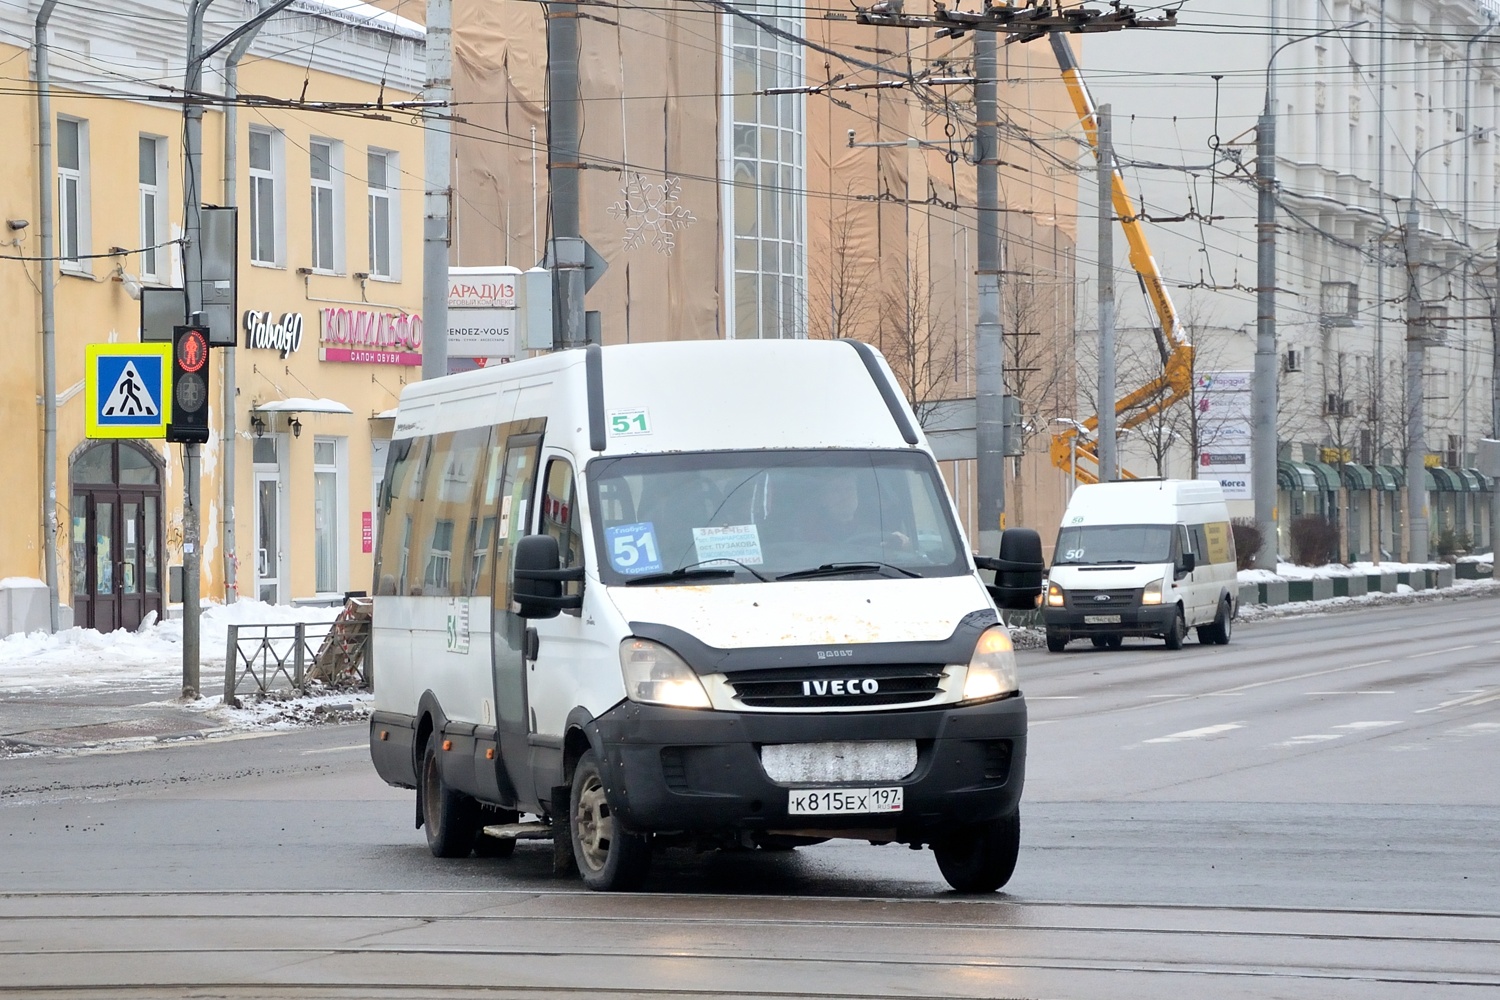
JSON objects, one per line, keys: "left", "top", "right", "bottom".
{"left": 974, "top": 26, "right": 1005, "bottom": 557}
{"left": 546, "top": 2, "right": 587, "bottom": 350}
{"left": 1404, "top": 201, "right": 1428, "bottom": 563}
{"left": 1096, "top": 104, "right": 1117, "bottom": 483}
{"left": 421, "top": 0, "right": 452, "bottom": 379}
{"left": 1253, "top": 99, "right": 1279, "bottom": 571}
{"left": 1490, "top": 236, "right": 1500, "bottom": 553}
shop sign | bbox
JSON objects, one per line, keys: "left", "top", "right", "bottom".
{"left": 243, "top": 310, "right": 304, "bottom": 357}
{"left": 448, "top": 266, "right": 520, "bottom": 360}
{"left": 319, "top": 307, "right": 423, "bottom": 366}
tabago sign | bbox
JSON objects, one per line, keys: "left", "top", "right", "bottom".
{"left": 85, "top": 343, "right": 173, "bottom": 439}
{"left": 448, "top": 265, "right": 520, "bottom": 361}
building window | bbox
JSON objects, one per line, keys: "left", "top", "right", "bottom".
{"left": 723, "top": 11, "right": 806, "bottom": 339}
{"left": 309, "top": 138, "right": 343, "bottom": 273}
{"left": 248, "top": 127, "right": 283, "bottom": 265}
{"left": 57, "top": 117, "right": 89, "bottom": 265}
{"left": 367, "top": 149, "right": 397, "bottom": 279}
{"left": 139, "top": 136, "right": 167, "bottom": 281}
{"left": 313, "top": 438, "right": 344, "bottom": 593}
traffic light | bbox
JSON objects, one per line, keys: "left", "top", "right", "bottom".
{"left": 166, "top": 325, "right": 211, "bottom": 443}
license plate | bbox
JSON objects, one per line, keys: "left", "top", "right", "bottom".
{"left": 788, "top": 786, "right": 903, "bottom": 815}
{"left": 1085, "top": 614, "right": 1121, "bottom": 624}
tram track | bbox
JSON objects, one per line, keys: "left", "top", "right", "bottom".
{"left": 3, "top": 890, "right": 1498, "bottom": 998}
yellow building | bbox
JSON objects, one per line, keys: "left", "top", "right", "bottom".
{"left": 2, "top": 0, "right": 426, "bottom": 632}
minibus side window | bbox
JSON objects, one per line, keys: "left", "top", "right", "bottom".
{"left": 491, "top": 434, "right": 542, "bottom": 609}
{"left": 373, "top": 436, "right": 427, "bottom": 596}
{"left": 540, "top": 458, "right": 582, "bottom": 605}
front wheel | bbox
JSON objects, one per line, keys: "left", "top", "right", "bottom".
{"left": 570, "top": 749, "right": 651, "bottom": 891}
{"left": 933, "top": 810, "right": 1021, "bottom": 893}
{"left": 1046, "top": 629, "right": 1068, "bottom": 653}
{"left": 1163, "top": 607, "right": 1187, "bottom": 650}
{"left": 420, "top": 734, "right": 478, "bottom": 858}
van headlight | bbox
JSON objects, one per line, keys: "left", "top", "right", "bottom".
{"left": 1045, "top": 582, "right": 1066, "bottom": 607}
{"left": 1142, "top": 579, "right": 1164, "bottom": 605}
{"left": 961, "top": 627, "right": 1019, "bottom": 703}
{"left": 619, "top": 638, "right": 711, "bottom": 709}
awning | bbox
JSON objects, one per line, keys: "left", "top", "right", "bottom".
{"left": 253, "top": 397, "right": 354, "bottom": 415}
{"left": 1466, "top": 468, "right": 1494, "bottom": 492}
{"left": 1371, "top": 464, "right": 1401, "bottom": 491}
{"left": 1429, "top": 467, "right": 1461, "bottom": 492}
{"left": 1309, "top": 461, "right": 1342, "bottom": 492}
{"left": 1277, "top": 460, "right": 1321, "bottom": 492}
{"left": 1378, "top": 464, "right": 1406, "bottom": 489}
{"left": 1457, "top": 468, "right": 1485, "bottom": 492}
{"left": 1341, "top": 463, "right": 1373, "bottom": 490}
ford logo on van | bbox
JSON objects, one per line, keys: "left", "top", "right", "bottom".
{"left": 1093, "top": 594, "right": 1112, "bottom": 602}
{"left": 801, "top": 679, "right": 880, "bottom": 696}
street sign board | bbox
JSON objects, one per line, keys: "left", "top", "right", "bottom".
{"left": 85, "top": 343, "right": 173, "bottom": 439}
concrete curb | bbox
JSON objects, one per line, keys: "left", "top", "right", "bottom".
{"left": 1242, "top": 561, "right": 1491, "bottom": 608}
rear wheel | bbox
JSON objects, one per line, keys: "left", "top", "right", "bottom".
{"left": 420, "top": 734, "right": 479, "bottom": 858}
{"left": 1104, "top": 634, "right": 1123, "bottom": 649}
{"left": 570, "top": 749, "right": 651, "bottom": 891}
{"left": 1045, "top": 629, "right": 1068, "bottom": 653}
{"left": 1090, "top": 635, "right": 1109, "bottom": 648}
{"left": 933, "top": 810, "right": 1021, "bottom": 893}
{"left": 1163, "top": 607, "right": 1187, "bottom": 651}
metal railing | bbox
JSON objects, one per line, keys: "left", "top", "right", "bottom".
{"left": 223, "top": 605, "right": 371, "bottom": 703}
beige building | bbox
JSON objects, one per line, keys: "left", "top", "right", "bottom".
{"left": 2, "top": 0, "right": 426, "bottom": 632}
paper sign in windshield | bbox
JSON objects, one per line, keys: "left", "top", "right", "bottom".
{"left": 692, "top": 524, "right": 764, "bottom": 566}
{"left": 605, "top": 522, "right": 664, "bottom": 575}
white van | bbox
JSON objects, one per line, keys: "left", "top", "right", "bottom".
{"left": 1041, "top": 479, "right": 1237, "bottom": 652}
{"left": 368, "top": 340, "right": 1044, "bottom": 892}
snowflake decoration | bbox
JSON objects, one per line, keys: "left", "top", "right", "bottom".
{"left": 607, "top": 173, "right": 696, "bottom": 255}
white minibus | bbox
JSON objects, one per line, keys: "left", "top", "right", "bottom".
{"left": 368, "top": 340, "right": 1043, "bottom": 891}
{"left": 1041, "top": 479, "right": 1238, "bottom": 651}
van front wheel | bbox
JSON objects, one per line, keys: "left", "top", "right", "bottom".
{"left": 1163, "top": 607, "right": 1187, "bottom": 650}
{"left": 1045, "top": 629, "right": 1068, "bottom": 653}
{"left": 570, "top": 750, "right": 651, "bottom": 891}
{"left": 933, "top": 810, "right": 1021, "bottom": 893}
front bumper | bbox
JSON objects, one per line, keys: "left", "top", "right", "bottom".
{"left": 586, "top": 695, "right": 1026, "bottom": 837}
{"left": 1043, "top": 604, "right": 1177, "bottom": 636}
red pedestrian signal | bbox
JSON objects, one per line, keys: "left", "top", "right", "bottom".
{"left": 167, "top": 325, "right": 212, "bottom": 444}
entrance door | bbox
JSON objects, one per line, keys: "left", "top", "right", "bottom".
{"left": 254, "top": 471, "right": 282, "bottom": 603}
{"left": 70, "top": 442, "right": 164, "bottom": 632}
{"left": 489, "top": 431, "right": 541, "bottom": 806}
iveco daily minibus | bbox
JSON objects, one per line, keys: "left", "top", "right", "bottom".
{"left": 368, "top": 340, "right": 1043, "bottom": 891}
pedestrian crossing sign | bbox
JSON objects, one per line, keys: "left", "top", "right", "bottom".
{"left": 84, "top": 343, "right": 173, "bottom": 439}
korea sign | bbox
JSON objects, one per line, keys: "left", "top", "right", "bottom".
{"left": 85, "top": 343, "right": 173, "bottom": 439}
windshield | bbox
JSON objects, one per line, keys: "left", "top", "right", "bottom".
{"left": 1053, "top": 524, "right": 1174, "bottom": 566}
{"left": 586, "top": 450, "right": 968, "bottom": 585}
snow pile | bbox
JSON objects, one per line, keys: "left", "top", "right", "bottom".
{"left": 0, "top": 600, "right": 340, "bottom": 695}
{"left": 1239, "top": 560, "right": 1453, "bottom": 586}
{"left": 1236, "top": 577, "right": 1498, "bottom": 621}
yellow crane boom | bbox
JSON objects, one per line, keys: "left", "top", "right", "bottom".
{"left": 1046, "top": 32, "right": 1195, "bottom": 484}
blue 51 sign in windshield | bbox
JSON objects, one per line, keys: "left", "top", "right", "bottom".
{"left": 605, "top": 522, "right": 663, "bottom": 575}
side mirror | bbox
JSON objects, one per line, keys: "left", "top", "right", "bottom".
{"left": 975, "top": 528, "right": 1045, "bottom": 611}
{"left": 513, "top": 534, "right": 584, "bottom": 619}
{"left": 1179, "top": 552, "right": 1196, "bottom": 575}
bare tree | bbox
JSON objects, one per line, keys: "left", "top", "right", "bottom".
{"left": 808, "top": 189, "right": 877, "bottom": 344}
{"left": 876, "top": 264, "right": 964, "bottom": 428}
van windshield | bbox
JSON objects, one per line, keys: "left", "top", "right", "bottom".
{"left": 1053, "top": 524, "right": 1174, "bottom": 566}
{"left": 585, "top": 450, "right": 969, "bottom": 585}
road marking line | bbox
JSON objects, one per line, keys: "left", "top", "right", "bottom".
{"left": 1306, "top": 690, "right": 1395, "bottom": 695}
{"left": 1275, "top": 734, "right": 1342, "bottom": 746}
{"left": 1204, "top": 692, "right": 1244, "bottom": 697}
{"left": 301, "top": 743, "right": 367, "bottom": 755}
{"left": 1028, "top": 695, "right": 1081, "bottom": 700}
{"left": 1144, "top": 723, "right": 1244, "bottom": 744}
{"left": 1332, "top": 721, "right": 1402, "bottom": 730}
{"left": 1409, "top": 644, "right": 1478, "bottom": 658}
{"left": 1415, "top": 689, "right": 1498, "bottom": 714}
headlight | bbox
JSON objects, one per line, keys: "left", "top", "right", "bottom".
{"left": 1046, "top": 581, "right": 1066, "bottom": 607}
{"left": 619, "top": 638, "right": 711, "bottom": 709}
{"left": 961, "top": 627, "right": 1019, "bottom": 702}
{"left": 1142, "top": 579, "right": 1164, "bottom": 605}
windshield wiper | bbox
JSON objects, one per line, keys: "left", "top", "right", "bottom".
{"left": 777, "top": 562, "right": 922, "bottom": 581}
{"left": 623, "top": 558, "right": 769, "bottom": 586}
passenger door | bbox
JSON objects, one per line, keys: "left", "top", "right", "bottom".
{"left": 489, "top": 430, "right": 542, "bottom": 809}
{"left": 1176, "top": 523, "right": 1205, "bottom": 624}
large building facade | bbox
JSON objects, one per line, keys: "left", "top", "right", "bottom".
{"left": 2, "top": 0, "right": 426, "bottom": 631}
{"left": 1075, "top": 0, "right": 1496, "bottom": 559}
